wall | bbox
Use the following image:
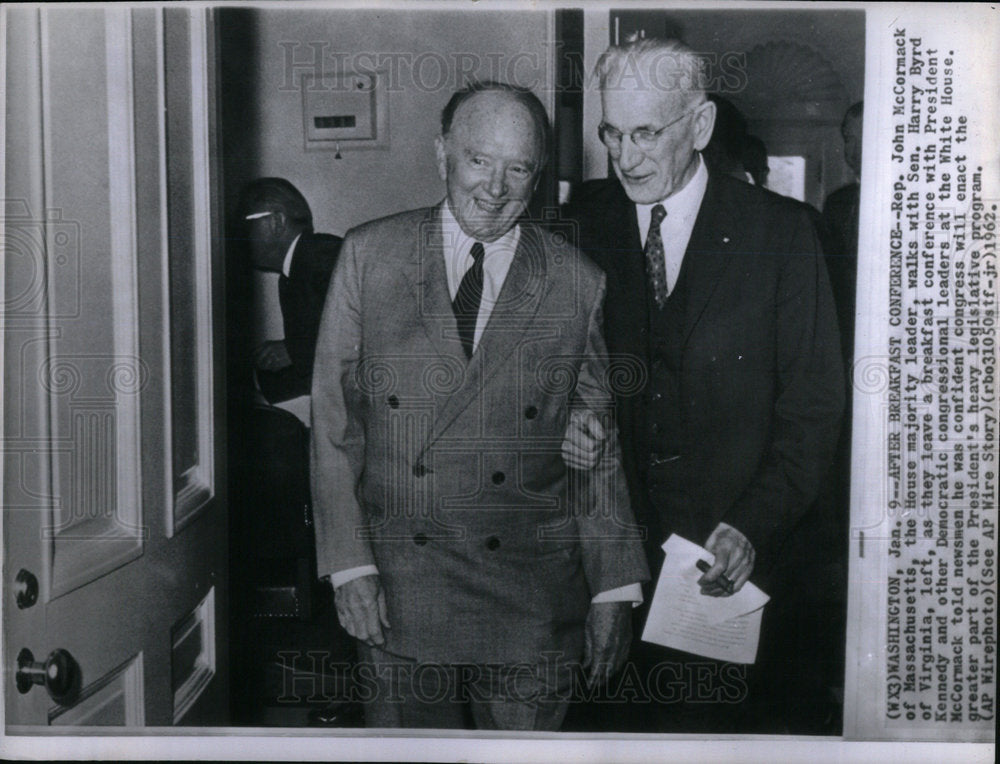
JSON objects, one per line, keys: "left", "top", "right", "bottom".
{"left": 583, "top": 8, "right": 611, "bottom": 181}
{"left": 225, "top": 8, "right": 555, "bottom": 237}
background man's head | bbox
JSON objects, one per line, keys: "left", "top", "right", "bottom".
{"left": 595, "top": 37, "right": 717, "bottom": 204}
{"left": 841, "top": 101, "right": 863, "bottom": 179}
{"left": 238, "top": 177, "right": 314, "bottom": 271}
{"left": 436, "top": 81, "right": 549, "bottom": 242}
{"left": 742, "top": 135, "right": 770, "bottom": 188}
{"left": 702, "top": 94, "right": 749, "bottom": 180}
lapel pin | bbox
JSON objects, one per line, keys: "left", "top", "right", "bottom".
{"left": 722, "top": 236, "right": 731, "bottom": 244}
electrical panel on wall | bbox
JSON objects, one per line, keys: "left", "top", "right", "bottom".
{"left": 301, "top": 69, "right": 388, "bottom": 152}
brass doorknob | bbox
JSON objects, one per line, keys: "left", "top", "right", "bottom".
{"left": 15, "top": 647, "right": 81, "bottom": 703}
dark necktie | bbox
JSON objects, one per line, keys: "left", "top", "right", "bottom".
{"left": 644, "top": 204, "right": 669, "bottom": 309}
{"left": 453, "top": 241, "right": 485, "bottom": 359}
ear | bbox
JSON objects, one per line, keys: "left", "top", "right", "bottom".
{"left": 691, "top": 100, "right": 717, "bottom": 152}
{"left": 434, "top": 135, "right": 449, "bottom": 183}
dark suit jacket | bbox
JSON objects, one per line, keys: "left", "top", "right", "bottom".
{"left": 564, "top": 172, "right": 844, "bottom": 582}
{"left": 310, "top": 205, "right": 649, "bottom": 664}
{"left": 821, "top": 182, "right": 861, "bottom": 363}
{"left": 257, "top": 231, "right": 342, "bottom": 404}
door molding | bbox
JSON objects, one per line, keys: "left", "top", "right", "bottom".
{"left": 39, "top": 7, "right": 145, "bottom": 602}
{"left": 163, "top": 7, "right": 216, "bottom": 537}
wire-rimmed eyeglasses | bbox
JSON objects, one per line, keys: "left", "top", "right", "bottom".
{"left": 598, "top": 108, "right": 697, "bottom": 153}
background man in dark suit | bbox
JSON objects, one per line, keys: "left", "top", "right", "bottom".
{"left": 240, "top": 177, "right": 342, "bottom": 404}
{"left": 562, "top": 37, "right": 844, "bottom": 732}
{"left": 310, "top": 82, "right": 648, "bottom": 730}
{"left": 821, "top": 100, "right": 863, "bottom": 363}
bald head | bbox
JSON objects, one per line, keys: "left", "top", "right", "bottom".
{"left": 441, "top": 81, "right": 550, "bottom": 165}
{"left": 435, "top": 84, "right": 548, "bottom": 241}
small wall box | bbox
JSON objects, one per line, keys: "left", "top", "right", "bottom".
{"left": 301, "top": 69, "right": 388, "bottom": 151}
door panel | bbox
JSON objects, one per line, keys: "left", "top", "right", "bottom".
{"left": 3, "top": 6, "right": 227, "bottom": 728}
{"left": 49, "top": 655, "right": 145, "bottom": 727}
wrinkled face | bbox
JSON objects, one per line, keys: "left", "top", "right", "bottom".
{"left": 600, "top": 77, "right": 715, "bottom": 205}
{"left": 842, "top": 113, "right": 863, "bottom": 178}
{"left": 436, "top": 91, "right": 543, "bottom": 242}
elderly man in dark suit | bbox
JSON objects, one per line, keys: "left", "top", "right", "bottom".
{"left": 240, "top": 177, "right": 342, "bottom": 404}
{"left": 310, "top": 81, "right": 648, "bottom": 730}
{"left": 562, "top": 37, "right": 844, "bottom": 732}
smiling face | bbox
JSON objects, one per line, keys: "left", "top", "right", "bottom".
{"left": 435, "top": 91, "right": 543, "bottom": 242}
{"left": 600, "top": 72, "right": 715, "bottom": 205}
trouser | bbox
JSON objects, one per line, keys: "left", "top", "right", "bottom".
{"left": 357, "top": 644, "right": 573, "bottom": 731}
{"left": 562, "top": 604, "right": 751, "bottom": 733}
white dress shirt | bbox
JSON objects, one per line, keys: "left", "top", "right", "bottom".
{"left": 281, "top": 232, "right": 302, "bottom": 278}
{"left": 330, "top": 202, "right": 641, "bottom": 605}
{"left": 439, "top": 202, "right": 519, "bottom": 352}
{"left": 634, "top": 154, "right": 710, "bottom": 294}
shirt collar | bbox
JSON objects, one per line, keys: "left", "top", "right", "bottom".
{"left": 439, "top": 200, "right": 520, "bottom": 265}
{"left": 281, "top": 233, "right": 303, "bottom": 278}
{"left": 635, "top": 154, "right": 709, "bottom": 238}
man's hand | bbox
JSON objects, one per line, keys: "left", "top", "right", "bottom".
{"left": 561, "top": 409, "right": 607, "bottom": 470}
{"left": 582, "top": 601, "right": 632, "bottom": 688}
{"left": 334, "top": 574, "right": 390, "bottom": 646}
{"left": 253, "top": 339, "right": 292, "bottom": 371}
{"left": 699, "top": 522, "right": 755, "bottom": 597}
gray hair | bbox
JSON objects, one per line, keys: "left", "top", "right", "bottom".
{"left": 594, "top": 37, "right": 709, "bottom": 110}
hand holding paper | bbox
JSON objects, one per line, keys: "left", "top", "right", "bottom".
{"left": 700, "top": 522, "right": 756, "bottom": 595}
{"left": 641, "top": 534, "right": 770, "bottom": 664}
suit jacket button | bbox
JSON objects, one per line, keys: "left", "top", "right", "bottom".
{"left": 413, "top": 463, "right": 427, "bottom": 477}
{"left": 387, "top": 395, "right": 399, "bottom": 409}
{"left": 491, "top": 471, "right": 505, "bottom": 485}
{"left": 485, "top": 536, "right": 500, "bottom": 551}
{"left": 413, "top": 533, "right": 429, "bottom": 546}
{"left": 524, "top": 405, "right": 538, "bottom": 420}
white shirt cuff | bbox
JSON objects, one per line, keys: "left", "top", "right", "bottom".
{"left": 329, "top": 565, "right": 379, "bottom": 589}
{"left": 591, "top": 582, "right": 644, "bottom": 606}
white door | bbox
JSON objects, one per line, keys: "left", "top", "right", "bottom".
{"left": 3, "top": 6, "right": 228, "bottom": 727}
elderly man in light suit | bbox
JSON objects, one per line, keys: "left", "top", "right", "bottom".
{"left": 310, "top": 81, "right": 648, "bottom": 730}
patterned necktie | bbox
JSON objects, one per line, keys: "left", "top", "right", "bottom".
{"left": 644, "top": 203, "right": 669, "bottom": 309}
{"left": 453, "top": 241, "right": 485, "bottom": 358}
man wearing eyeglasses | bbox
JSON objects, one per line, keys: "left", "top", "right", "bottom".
{"left": 238, "top": 177, "right": 342, "bottom": 405}
{"left": 562, "top": 37, "right": 844, "bottom": 732}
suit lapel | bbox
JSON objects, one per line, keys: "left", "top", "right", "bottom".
{"left": 617, "top": 188, "right": 649, "bottom": 355}
{"left": 426, "top": 220, "right": 547, "bottom": 447}
{"left": 597, "top": 180, "right": 643, "bottom": 284}
{"left": 597, "top": 182, "right": 649, "bottom": 360}
{"left": 403, "top": 207, "right": 467, "bottom": 362}
{"left": 680, "top": 175, "right": 738, "bottom": 347}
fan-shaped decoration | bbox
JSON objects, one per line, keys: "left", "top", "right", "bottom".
{"left": 733, "top": 41, "right": 848, "bottom": 120}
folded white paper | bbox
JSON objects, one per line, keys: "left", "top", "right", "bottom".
{"left": 640, "top": 534, "right": 770, "bottom": 664}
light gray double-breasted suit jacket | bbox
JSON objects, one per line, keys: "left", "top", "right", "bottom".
{"left": 310, "top": 204, "right": 649, "bottom": 665}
